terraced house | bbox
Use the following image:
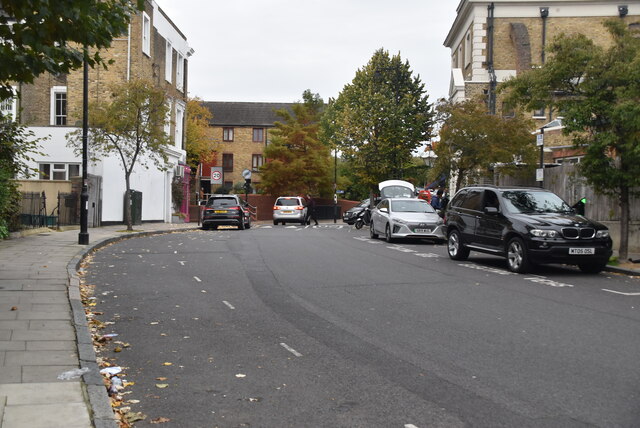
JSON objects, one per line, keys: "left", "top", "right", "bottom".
{"left": 10, "top": 0, "right": 193, "bottom": 225}
{"left": 444, "top": 0, "right": 640, "bottom": 164}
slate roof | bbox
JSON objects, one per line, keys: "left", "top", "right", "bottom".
{"left": 203, "top": 102, "right": 294, "bottom": 127}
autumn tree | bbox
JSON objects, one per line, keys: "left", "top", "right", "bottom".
{"left": 259, "top": 90, "right": 332, "bottom": 197}
{"left": 68, "top": 80, "right": 170, "bottom": 231}
{"left": 433, "top": 99, "right": 537, "bottom": 191}
{"left": 185, "top": 98, "right": 216, "bottom": 171}
{"left": 321, "top": 49, "right": 433, "bottom": 196}
{"left": 500, "top": 20, "right": 640, "bottom": 260}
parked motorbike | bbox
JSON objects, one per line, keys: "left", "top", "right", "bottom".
{"left": 354, "top": 207, "right": 371, "bottom": 229}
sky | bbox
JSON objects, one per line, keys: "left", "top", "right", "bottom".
{"left": 156, "top": 0, "right": 458, "bottom": 104}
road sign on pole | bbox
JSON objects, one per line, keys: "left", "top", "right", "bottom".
{"left": 211, "top": 167, "right": 223, "bottom": 185}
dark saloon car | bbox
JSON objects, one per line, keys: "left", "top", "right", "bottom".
{"left": 342, "top": 199, "right": 370, "bottom": 225}
{"left": 444, "top": 185, "right": 612, "bottom": 273}
{"left": 202, "top": 195, "right": 251, "bottom": 230}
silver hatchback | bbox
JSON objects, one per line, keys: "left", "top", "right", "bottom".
{"left": 272, "top": 196, "right": 308, "bottom": 225}
{"left": 370, "top": 198, "right": 445, "bottom": 243}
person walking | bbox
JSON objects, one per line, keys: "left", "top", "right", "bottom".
{"left": 306, "top": 194, "right": 319, "bottom": 225}
{"left": 431, "top": 189, "right": 444, "bottom": 210}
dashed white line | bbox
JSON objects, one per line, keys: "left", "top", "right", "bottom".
{"left": 222, "top": 300, "right": 235, "bottom": 309}
{"left": 602, "top": 289, "right": 640, "bottom": 296}
{"left": 193, "top": 276, "right": 202, "bottom": 282}
{"left": 280, "top": 342, "right": 303, "bottom": 357}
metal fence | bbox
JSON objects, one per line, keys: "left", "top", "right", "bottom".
{"left": 19, "top": 191, "right": 79, "bottom": 229}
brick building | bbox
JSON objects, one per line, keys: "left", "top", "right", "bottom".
{"left": 9, "top": 0, "right": 193, "bottom": 225}
{"left": 444, "top": 0, "right": 640, "bottom": 164}
{"left": 198, "top": 102, "right": 292, "bottom": 199}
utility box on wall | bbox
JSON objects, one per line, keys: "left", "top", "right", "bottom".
{"left": 124, "top": 189, "right": 143, "bottom": 225}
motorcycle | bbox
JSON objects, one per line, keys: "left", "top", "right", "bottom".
{"left": 354, "top": 207, "right": 371, "bottom": 229}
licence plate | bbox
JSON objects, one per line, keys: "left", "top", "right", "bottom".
{"left": 569, "top": 247, "right": 595, "bottom": 255}
{"left": 415, "top": 228, "right": 432, "bottom": 233}
{"left": 214, "top": 210, "right": 227, "bottom": 214}
{"left": 282, "top": 210, "right": 294, "bottom": 214}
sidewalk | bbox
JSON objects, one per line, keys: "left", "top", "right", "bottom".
{"left": 0, "top": 222, "right": 638, "bottom": 428}
{"left": 0, "top": 223, "right": 199, "bottom": 428}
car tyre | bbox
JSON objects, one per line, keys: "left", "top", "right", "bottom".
{"left": 245, "top": 218, "right": 251, "bottom": 229}
{"left": 385, "top": 224, "right": 394, "bottom": 243}
{"left": 447, "top": 230, "right": 469, "bottom": 260}
{"left": 370, "top": 222, "right": 378, "bottom": 239}
{"left": 506, "top": 237, "right": 531, "bottom": 273}
{"left": 239, "top": 217, "right": 245, "bottom": 230}
{"left": 578, "top": 261, "right": 607, "bottom": 274}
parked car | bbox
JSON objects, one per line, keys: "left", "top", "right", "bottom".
{"left": 273, "top": 196, "right": 308, "bottom": 225}
{"left": 201, "top": 194, "right": 251, "bottom": 230}
{"left": 369, "top": 197, "right": 445, "bottom": 243}
{"left": 342, "top": 199, "right": 370, "bottom": 225}
{"left": 444, "top": 185, "right": 613, "bottom": 273}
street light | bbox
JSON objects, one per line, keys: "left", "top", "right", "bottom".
{"left": 420, "top": 143, "right": 437, "bottom": 168}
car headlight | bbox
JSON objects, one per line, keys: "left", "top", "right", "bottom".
{"left": 596, "top": 230, "right": 609, "bottom": 238}
{"left": 392, "top": 217, "right": 407, "bottom": 225}
{"left": 530, "top": 229, "right": 558, "bottom": 238}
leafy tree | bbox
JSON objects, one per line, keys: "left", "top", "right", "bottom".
{"left": 185, "top": 98, "right": 216, "bottom": 171}
{"left": 0, "top": 0, "right": 143, "bottom": 99}
{"left": 259, "top": 90, "right": 332, "bottom": 197}
{"left": 433, "top": 99, "right": 537, "bottom": 191}
{"left": 68, "top": 80, "right": 170, "bottom": 231}
{"left": 321, "top": 49, "right": 433, "bottom": 196}
{"left": 500, "top": 20, "right": 640, "bottom": 260}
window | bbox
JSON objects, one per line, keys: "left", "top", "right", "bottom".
{"left": 223, "top": 127, "right": 234, "bottom": 142}
{"left": 252, "top": 128, "right": 264, "bottom": 142}
{"left": 164, "top": 98, "right": 172, "bottom": 137}
{"left": 142, "top": 12, "right": 151, "bottom": 56}
{"left": 176, "top": 53, "right": 184, "bottom": 91}
{"left": 252, "top": 154, "right": 263, "bottom": 171}
{"left": 165, "top": 40, "right": 173, "bottom": 83}
{"left": 533, "top": 107, "right": 546, "bottom": 118}
{"left": 460, "top": 189, "right": 483, "bottom": 211}
{"left": 501, "top": 102, "right": 515, "bottom": 118}
{"left": 174, "top": 102, "right": 184, "bottom": 148}
{"left": 556, "top": 156, "right": 582, "bottom": 164}
{"left": 464, "top": 31, "right": 472, "bottom": 67}
{"left": 222, "top": 153, "right": 233, "bottom": 172}
{"left": 38, "top": 163, "right": 80, "bottom": 180}
{"left": 0, "top": 90, "right": 16, "bottom": 122}
{"left": 50, "top": 86, "right": 67, "bottom": 125}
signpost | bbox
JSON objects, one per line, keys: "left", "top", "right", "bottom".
{"left": 537, "top": 130, "right": 544, "bottom": 187}
{"left": 211, "top": 167, "right": 223, "bottom": 185}
{"left": 242, "top": 169, "right": 252, "bottom": 203}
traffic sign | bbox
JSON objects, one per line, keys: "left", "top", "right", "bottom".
{"left": 211, "top": 167, "right": 223, "bottom": 185}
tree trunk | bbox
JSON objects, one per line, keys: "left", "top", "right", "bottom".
{"left": 618, "top": 185, "right": 629, "bottom": 261}
{"left": 124, "top": 175, "right": 133, "bottom": 231}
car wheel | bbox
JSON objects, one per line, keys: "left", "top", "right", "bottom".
{"left": 245, "top": 218, "right": 251, "bottom": 229}
{"left": 385, "top": 224, "right": 394, "bottom": 243}
{"left": 447, "top": 230, "right": 469, "bottom": 260}
{"left": 578, "top": 261, "right": 607, "bottom": 274}
{"left": 239, "top": 217, "right": 245, "bottom": 230}
{"left": 273, "top": 220, "right": 278, "bottom": 225}
{"left": 211, "top": 225, "right": 218, "bottom": 230}
{"left": 201, "top": 225, "right": 209, "bottom": 231}
{"left": 370, "top": 221, "right": 378, "bottom": 239}
{"left": 506, "top": 237, "right": 531, "bottom": 273}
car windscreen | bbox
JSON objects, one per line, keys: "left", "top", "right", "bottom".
{"left": 380, "top": 185, "right": 414, "bottom": 199}
{"left": 276, "top": 198, "right": 301, "bottom": 206}
{"left": 391, "top": 200, "right": 435, "bottom": 213}
{"left": 501, "top": 191, "right": 572, "bottom": 214}
{"left": 207, "top": 197, "right": 238, "bottom": 207}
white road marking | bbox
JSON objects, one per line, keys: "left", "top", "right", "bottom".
{"left": 280, "top": 342, "right": 303, "bottom": 357}
{"left": 193, "top": 276, "right": 202, "bottom": 282}
{"left": 602, "top": 289, "right": 640, "bottom": 296}
{"left": 524, "top": 276, "right": 574, "bottom": 288}
{"left": 222, "top": 300, "right": 235, "bottom": 309}
{"left": 405, "top": 425, "right": 419, "bottom": 428}
{"left": 178, "top": 261, "right": 186, "bottom": 266}
{"left": 458, "top": 263, "right": 515, "bottom": 275}
{"left": 414, "top": 253, "right": 441, "bottom": 258}
{"left": 387, "top": 245, "right": 416, "bottom": 253}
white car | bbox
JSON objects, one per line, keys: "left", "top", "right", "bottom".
{"left": 369, "top": 197, "right": 445, "bottom": 243}
{"left": 272, "top": 196, "right": 308, "bottom": 225}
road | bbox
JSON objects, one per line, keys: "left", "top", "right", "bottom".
{"left": 84, "top": 223, "right": 640, "bottom": 428}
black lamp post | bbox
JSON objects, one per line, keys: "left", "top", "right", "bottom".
{"left": 78, "top": 48, "right": 89, "bottom": 245}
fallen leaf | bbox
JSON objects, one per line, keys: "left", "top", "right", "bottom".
{"left": 114, "top": 347, "right": 122, "bottom": 353}
{"left": 10, "top": 306, "right": 17, "bottom": 311}
{"left": 124, "top": 411, "right": 146, "bottom": 423}
{"left": 150, "top": 417, "right": 171, "bottom": 424}
{"left": 156, "top": 377, "right": 167, "bottom": 381}
{"left": 162, "top": 362, "right": 172, "bottom": 366}
{"left": 155, "top": 384, "right": 169, "bottom": 389}
{"left": 235, "top": 374, "right": 246, "bottom": 378}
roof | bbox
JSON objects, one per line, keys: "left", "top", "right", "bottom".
{"left": 203, "top": 102, "right": 294, "bottom": 127}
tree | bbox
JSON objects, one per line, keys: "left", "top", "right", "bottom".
{"left": 0, "top": 0, "right": 143, "bottom": 99}
{"left": 185, "top": 98, "right": 216, "bottom": 171}
{"left": 433, "top": 99, "right": 537, "bottom": 191}
{"left": 68, "top": 80, "right": 170, "bottom": 231}
{"left": 259, "top": 90, "right": 332, "bottom": 197}
{"left": 500, "top": 20, "right": 640, "bottom": 261}
{"left": 321, "top": 49, "right": 433, "bottom": 196}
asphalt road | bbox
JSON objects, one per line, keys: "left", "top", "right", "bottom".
{"left": 85, "top": 223, "right": 640, "bottom": 428}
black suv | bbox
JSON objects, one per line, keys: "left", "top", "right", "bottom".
{"left": 444, "top": 185, "right": 612, "bottom": 273}
{"left": 201, "top": 195, "right": 251, "bottom": 230}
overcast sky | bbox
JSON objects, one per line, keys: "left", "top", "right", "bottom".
{"left": 156, "top": 1, "right": 457, "bottom": 104}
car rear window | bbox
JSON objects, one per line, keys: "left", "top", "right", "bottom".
{"left": 208, "top": 197, "right": 238, "bottom": 207}
{"left": 276, "top": 198, "right": 301, "bottom": 206}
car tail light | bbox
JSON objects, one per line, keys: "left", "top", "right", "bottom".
{"left": 295, "top": 206, "right": 303, "bottom": 210}
{"left": 273, "top": 206, "right": 279, "bottom": 210}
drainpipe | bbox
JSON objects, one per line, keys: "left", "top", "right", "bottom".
{"left": 487, "top": 3, "right": 497, "bottom": 115}
{"left": 540, "top": 7, "right": 549, "bottom": 120}
{"left": 126, "top": 22, "right": 131, "bottom": 81}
